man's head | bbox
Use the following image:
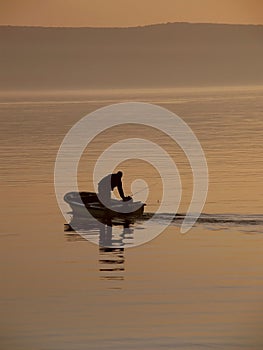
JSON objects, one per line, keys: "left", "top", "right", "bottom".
{"left": 117, "top": 171, "right": 123, "bottom": 178}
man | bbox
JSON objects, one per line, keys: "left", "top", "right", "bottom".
{"left": 98, "top": 171, "right": 131, "bottom": 205}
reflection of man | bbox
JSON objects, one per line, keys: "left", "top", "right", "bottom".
{"left": 98, "top": 171, "right": 131, "bottom": 205}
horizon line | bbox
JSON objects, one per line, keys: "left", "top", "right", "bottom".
{"left": 1, "top": 21, "right": 263, "bottom": 29}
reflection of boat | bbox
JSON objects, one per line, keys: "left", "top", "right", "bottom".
{"left": 64, "top": 219, "right": 129, "bottom": 285}
{"left": 99, "top": 247, "right": 125, "bottom": 282}
{"left": 64, "top": 191, "right": 145, "bottom": 224}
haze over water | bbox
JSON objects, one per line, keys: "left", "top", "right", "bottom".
{"left": 1, "top": 86, "right": 263, "bottom": 349}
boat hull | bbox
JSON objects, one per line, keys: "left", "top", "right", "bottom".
{"left": 64, "top": 192, "right": 145, "bottom": 224}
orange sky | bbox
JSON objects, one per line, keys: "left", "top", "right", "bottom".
{"left": 1, "top": 0, "right": 263, "bottom": 27}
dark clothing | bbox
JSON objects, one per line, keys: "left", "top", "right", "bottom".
{"left": 110, "top": 173, "right": 125, "bottom": 199}
{"left": 98, "top": 173, "right": 125, "bottom": 205}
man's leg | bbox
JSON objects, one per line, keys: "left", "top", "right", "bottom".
{"left": 98, "top": 183, "right": 111, "bottom": 207}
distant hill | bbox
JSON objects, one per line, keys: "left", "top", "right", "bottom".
{"left": 0, "top": 23, "right": 263, "bottom": 90}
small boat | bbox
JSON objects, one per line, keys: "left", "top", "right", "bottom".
{"left": 64, "top": 191, "right": 146, "bottom": 224}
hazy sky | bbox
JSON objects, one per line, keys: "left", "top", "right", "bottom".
{"left": 1, "top": 0, "right": 263, "bottom": 27}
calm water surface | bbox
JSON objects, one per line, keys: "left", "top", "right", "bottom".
{"left": 1, "top": 86, "right": 263, "bottom": 349}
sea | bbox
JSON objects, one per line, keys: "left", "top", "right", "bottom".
{"left": 1, "top": 86, "right": 263, "bottom": 349}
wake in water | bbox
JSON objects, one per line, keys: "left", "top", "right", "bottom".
{"left": 142, "top": 212, "right": 263, "bottom": 230}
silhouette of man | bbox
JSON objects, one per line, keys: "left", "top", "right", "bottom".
{"left": 98, "top": 171, "right": 130, "bottom": 205}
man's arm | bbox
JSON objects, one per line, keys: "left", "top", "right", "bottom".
{"left": 117, "top": 182, "right": 125, "bottom": 200}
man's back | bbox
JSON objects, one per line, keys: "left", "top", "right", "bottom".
{"left": 98, "top": 172, "right": 125, "bottom": 200}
